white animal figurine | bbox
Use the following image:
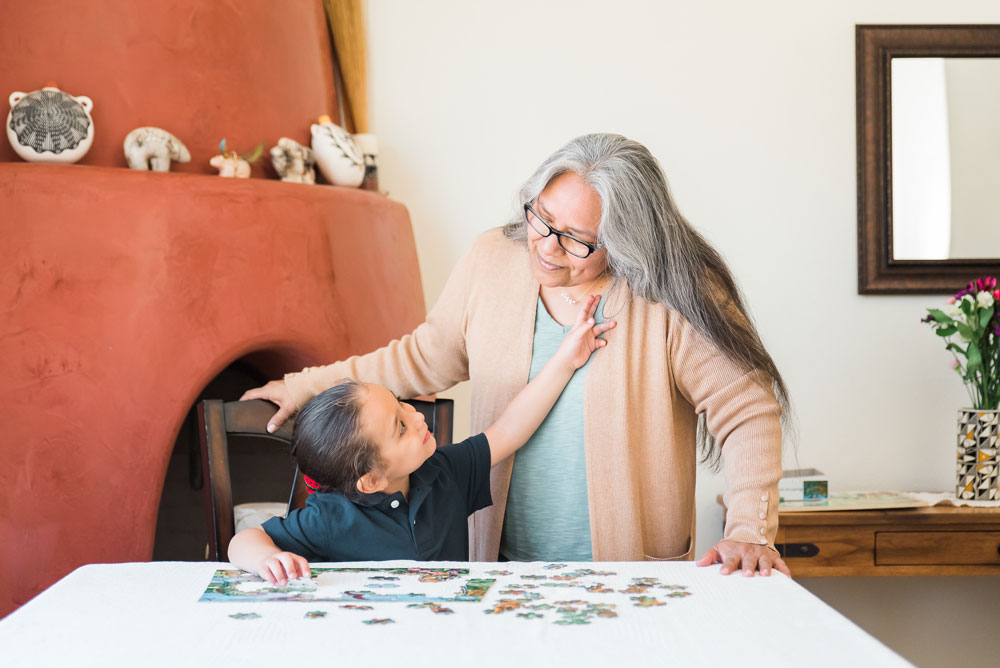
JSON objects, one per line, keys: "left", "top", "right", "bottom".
{"left": 209, "top": 153, "right": 251, "bottom": 178}
{"left": 270, "top": 137, "right": 315, "bottom": 184}
{"left": 123, "top": 127, "right": 190, "bottom": 172}
{"left": 311, "top": 115, "right": 364, "bottom": 187}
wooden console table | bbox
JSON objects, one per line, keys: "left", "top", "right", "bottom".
{"left": 776, "top": 506, "right": 1000, "bottom": 577}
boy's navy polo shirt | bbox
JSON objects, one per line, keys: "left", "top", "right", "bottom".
{"left": 262, "top": 433, "right": 492, "bottom": 561}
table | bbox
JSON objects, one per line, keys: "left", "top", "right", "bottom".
{"left": 777, "top": 506, "right": 1000, "bottom": 577}
{"left": 0, "top": 561, "right": 909, "bottom": 667}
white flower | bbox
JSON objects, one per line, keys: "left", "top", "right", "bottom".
{"left": 977, "top": 291, "right": 994, "bottom": 309}
{"left": 963, "top": 294, "right": 976, "bottom": 307}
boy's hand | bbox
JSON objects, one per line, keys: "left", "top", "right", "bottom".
{"left": 554, "top": 294, "right": 617, "bottom": 370}
{"left": 258, "top": 551, "right": 311, "bottom": 587}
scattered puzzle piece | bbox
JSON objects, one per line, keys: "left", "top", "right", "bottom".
{"left": 407, "top": 602, "right": 454, "bottom": 614}
{"left": 486, "top": 570, "right": 512, "bottom": 576}
{"left": 631, "top": 595, "right": 666, "bottom": 607}
{"left": 363, "top": 618, "right": 395, "bottom": 625}
{"left": 369, "top": 576, "right": 400, "bottom": 581}
{"left": 584, "top": 583, "right": 615, "bottom": 593}
{"left": 340, "top": 604, "right": 374, "bottom": 611}
{"left": 228, "top": 612, "right": 261, "bottom": 620}
{"left": 543, "top": 563, "right": 567, "bottom": 570}
{"left": 620, "top": 584, "right": 650, "bottom": 594}
{"left": 304, "top": 611, "right": 327, "bottom": 619}
{"left": 517, "top": 611, "right": 545, "bottom": 619}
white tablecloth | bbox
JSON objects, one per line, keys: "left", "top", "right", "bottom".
{"left": 0, "top": 561, "right": 910, "bottom": 668}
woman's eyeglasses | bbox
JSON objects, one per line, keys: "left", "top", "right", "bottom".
{"left": 523, "top": 202, "right": 604, "bottom": 259}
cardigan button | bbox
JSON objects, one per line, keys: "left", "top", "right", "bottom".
{"left": 390, "top": 500, "right": 400, "bottom": 509}
{"left": 760, "top": 494, "right": 768, "bottom": 501}
{"left": 759, "top": 527, "right": 767, "bottom": 535}
{"left": 759, "top": 512, "right": 766, "bottom": 520}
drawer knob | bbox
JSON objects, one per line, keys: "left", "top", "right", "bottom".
{"left": 776, "top": 542, "right": 820, "bottom": 558}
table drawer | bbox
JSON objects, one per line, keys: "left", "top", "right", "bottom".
{"left": 776, "top": 526, "right": 874, "bottom": 569}
{"left": 875, "top": 531, "right": 1000, "bottom": 565}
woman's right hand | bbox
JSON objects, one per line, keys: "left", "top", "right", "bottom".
{"left": 240, "top": 380, "right": 296, "bottom": 433}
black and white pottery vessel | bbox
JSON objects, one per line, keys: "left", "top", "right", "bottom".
{"left": 7, "top": 86, "right": 94, "bottom": 164}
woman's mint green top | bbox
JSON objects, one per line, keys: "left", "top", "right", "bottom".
{"left": 499, "top": 293, "right": 607, "bottom": 561}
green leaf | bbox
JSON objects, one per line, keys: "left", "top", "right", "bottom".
{"left": 935, "top": 326, "right": 958, "bottom": 337}
{"left": 966, "top": 342, "right": 982, "bottom": 377}
{"left": 980, "top": 308, "right": 993, "bottom": 330}
{"left": 961, "top": 297, "right": 974, "bottom": 317}
{"left": 927, "top": 309, "right": 954, "bottom": 325}
{"left": 956, "top": 322, "right": 973, "bottom": 340}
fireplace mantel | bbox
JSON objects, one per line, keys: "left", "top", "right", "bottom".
{"left": 0, "top": 163, "right": 426, "bottom": 615}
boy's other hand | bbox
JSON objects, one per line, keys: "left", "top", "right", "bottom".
{"left": 555, "top": 294, "right": 617, "bottom": 370}
{"left": 258, "top": 551, "right": 311, "bottom": 587}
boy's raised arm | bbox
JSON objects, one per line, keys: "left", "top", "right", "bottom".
{"left": 228, "top": 527, "right": 311, "bottom": 586}
{"left": 484, "top": 295, "right": 616, "bottom": 466}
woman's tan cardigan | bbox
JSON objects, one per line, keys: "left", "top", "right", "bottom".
{"left": 284, "top": 228, "right": 783, "bottom": 561}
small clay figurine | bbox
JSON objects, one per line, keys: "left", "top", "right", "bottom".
{"left": 210, "top": 139, "right": 262, "bottom": 178}
{"left": 210, "top": 153, "right": 251, "bottom": 178}
{"left": 269, "top": 137, "right": 316, "bottom": 184}
{"left": 311, "top": 115, "right": 364, "bottom": 187}
{"left": 123, "top": 127, "right": 190, "bottom": 172}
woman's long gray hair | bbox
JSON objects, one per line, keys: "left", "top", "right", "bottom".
{"left": 503, "top": 133, "right": 791, "bottom": 464}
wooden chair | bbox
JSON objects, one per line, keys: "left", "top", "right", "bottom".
{"left": 198, "top": 396, "right": 454, "bottom": 561}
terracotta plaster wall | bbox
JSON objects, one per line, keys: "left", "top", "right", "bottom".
{"left": 0, "top": 164, "right": 426, "bottom": 616}
{"left": 0, "top": 0, "right": 339, "bottom": 173}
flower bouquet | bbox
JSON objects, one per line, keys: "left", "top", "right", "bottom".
{"left": 923, "top": 276, "right": 1000, "bottom": 500}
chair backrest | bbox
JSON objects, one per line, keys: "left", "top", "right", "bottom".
{"left": 198, "top": 396, "right": 455, "bottom": 561}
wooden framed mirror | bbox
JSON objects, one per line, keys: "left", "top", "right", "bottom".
{"left": 857, "top": 25, "right": 1000, "bottom": 294}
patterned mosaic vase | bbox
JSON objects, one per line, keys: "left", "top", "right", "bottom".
{"left": 956, "top": 409, "right": 1000, "bottom": 501}
{"left": 7, "top": 86, "right": 94, "bottom": 164}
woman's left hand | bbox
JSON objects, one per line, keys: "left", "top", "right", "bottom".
{"left": 696, "top": 539, "right": 791, "bottom": 577}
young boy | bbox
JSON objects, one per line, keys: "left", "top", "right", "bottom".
{"left": 229, "top": 295, "right": 615, "bottom": 584}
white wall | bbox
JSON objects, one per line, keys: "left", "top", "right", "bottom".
{"left": 365, "top": 2, "right": 1000, "bottom": 666}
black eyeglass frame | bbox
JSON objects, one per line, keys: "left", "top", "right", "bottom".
{"left": 523, "top": 202, "right": 604, "bottom": 259}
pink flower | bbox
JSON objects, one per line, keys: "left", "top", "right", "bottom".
{"left": 947, "top": 296, "right": 957, "bottom": 304}
{"left": 952, "top": 360, "right": 960, "bottom": 370}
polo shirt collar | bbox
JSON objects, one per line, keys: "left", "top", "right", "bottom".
{"left": 352, "top": 455, "right": 444, "bottom": 509}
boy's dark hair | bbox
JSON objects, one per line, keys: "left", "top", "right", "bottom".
{"left": 290, "top": 380, "right": 383, "bottom": 499}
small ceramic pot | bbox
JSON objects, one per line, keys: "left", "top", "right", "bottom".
{"left": 311, "top": 116, "right": 364, "bottom": 187}
{"left": 7, "top": 86, "right": 94, "bottom": 163}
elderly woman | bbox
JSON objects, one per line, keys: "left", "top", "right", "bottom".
{"left": 243, "top": 133, "right": 790, "bottom": 576}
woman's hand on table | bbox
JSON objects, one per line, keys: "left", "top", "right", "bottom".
{"left": 240, "top": 379, "right": 296, "bottom": 432}
{"left": 258, "top": 551, "right": 311, "bottom": 587}
{"left": 696, "top": 539, "right": 791, "bottom": 577}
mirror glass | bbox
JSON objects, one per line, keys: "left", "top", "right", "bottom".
{"left": 891, "top": 57, "right": 1000, "bottom": 260}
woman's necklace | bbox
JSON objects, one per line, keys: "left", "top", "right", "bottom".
{"left": 559, "top": 274, "right": 607, "bottom": 305}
